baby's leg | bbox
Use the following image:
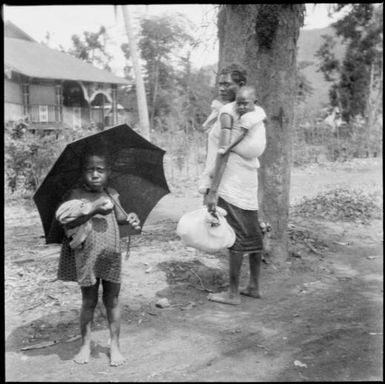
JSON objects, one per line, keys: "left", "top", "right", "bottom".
{"left": 74, "top": 280, "right": 100, "bottom": 364}
{"left": 102, "top": 280, "right": 126, "bottom": 367}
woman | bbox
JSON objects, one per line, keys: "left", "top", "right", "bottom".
{"left": 199, "top": 63, "right": 267, "bottom": 305}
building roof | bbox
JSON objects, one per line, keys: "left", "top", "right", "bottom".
{"left": 4, "top": 36, "right": 130, "bottom": 85}
{"left": 4, "top": 20, "right": 36, "bottom": 42}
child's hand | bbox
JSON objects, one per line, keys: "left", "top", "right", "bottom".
{"left": 93, "top": 197, "right": 114, "bottom": 214}
{"left": 126, "top": 212, "right": 141, "bottom": 230}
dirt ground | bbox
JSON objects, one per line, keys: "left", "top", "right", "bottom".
{"left": 5, "top": 158, "right": 383, "bottom": 382}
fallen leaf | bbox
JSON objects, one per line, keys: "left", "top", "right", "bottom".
{"left": 294, "top": 360, "right": 308, "bottom": 368}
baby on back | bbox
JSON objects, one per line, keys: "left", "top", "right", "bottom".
{"left": 218, "top": 86, "right": 266, "bottom": 158}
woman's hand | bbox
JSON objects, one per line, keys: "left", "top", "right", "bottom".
{"left": 126, "top": 212, "right": 141, "bottom": 230}
{"left": 204, "top": 189, "right": 218, "bottom": 213}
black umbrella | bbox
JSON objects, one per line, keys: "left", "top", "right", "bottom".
{"left": 33, "top": 124, "right": 170, "bottom": 244}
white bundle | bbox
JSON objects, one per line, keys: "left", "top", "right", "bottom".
{"left": 176, "top": 207, "right": 235, "bottom": 253}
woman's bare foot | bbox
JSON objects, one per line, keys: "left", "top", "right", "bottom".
{"left": 110, "top": 342, "right": 126, "bottom": 367}
{"left": 207, "top": 291, "right": 241, "bottom": 305}
{"left": 73, "top": 344, "right": 91, "bottom": 364}
{"left": 240, "top": 286, "right": 261, "bottom": 298}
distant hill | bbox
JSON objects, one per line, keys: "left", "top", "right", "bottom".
{"left": 297, "top": 26, "right": 346, "bottom": 113}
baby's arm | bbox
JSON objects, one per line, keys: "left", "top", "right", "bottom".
{"left": 218, "top": 127, "right": 248, "bottom": 155}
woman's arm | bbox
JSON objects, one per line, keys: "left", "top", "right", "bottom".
{"left": 205, "top": 113, "right": 233, "bottom": 212}
{"left": 219, "top": 127, "right": 248, "bottom": 155}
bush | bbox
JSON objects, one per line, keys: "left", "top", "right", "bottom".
{"left": 4, "top": 122, "right": 99, "bottom": 196}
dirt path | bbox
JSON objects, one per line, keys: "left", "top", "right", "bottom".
{"left": 5, "top": 159, "right": 383, "bottom": 381}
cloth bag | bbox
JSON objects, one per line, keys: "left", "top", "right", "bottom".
{"left": 56, "top": 199, "right": 93, "bottom": 249}
{"left": 176, "top": 207, "right": 236, "bottom": 253}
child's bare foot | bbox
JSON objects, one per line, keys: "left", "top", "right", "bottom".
{"left": 73, "top": 344, "right": 91, "bottom": 364}
{"left": 110, "top": 343, "right": 126, "bottom": 367}
{"left": 207, "top": 291, "right": 241, "bottom": 305}
{"left": 240, "top": 286, "right": 261, "bottom": 298}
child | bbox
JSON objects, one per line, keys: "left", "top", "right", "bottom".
{"left": 198, "top": 86, "right": 266, "bottom": 194}
{"left": 55, "top": 147, "right": 140, "bottom": 367}
{"left": 217, "top": 86, "right": 264, "bottom": 156}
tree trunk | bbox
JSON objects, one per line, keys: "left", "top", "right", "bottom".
{"left": 150, "top": 60, "right": 159, "bottom": 129}
{"left": 122, "top": 5, "right": 150, "bottom": 140}
{"left": 217, "top": 4, "right": 305, "bottom": 263}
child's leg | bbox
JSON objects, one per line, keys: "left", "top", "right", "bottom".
{"left": 74, "top": 279, "right": 100, "bottom": 364}
{"left": 102, "top": 280, "right": 125, "bottom": 366}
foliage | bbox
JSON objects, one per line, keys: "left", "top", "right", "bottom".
{"left": 315, "top": 4, "right": 383, "bottom": 123}
{"left": 291, "top": 188, "right": 382, "bottom": 223}
{"left": 4, "top": 129, "right": 60, "bottom": 194}
{"left": 296, "top": 61, "right": 314, "bottom": 104}
{"left": 315, "top": 35, "right": 340, "bottom": 82}
{"left": 121, "top": 14, "right": 215, "bottom": 133}
{"left": 67, "top": 26, "right": 112, "bottom": 71}
{"left": 137, "top": 15, "right": 193, "bottom": 123}
{"left": 4, "top": 122, "right": 100, "bottom": 196}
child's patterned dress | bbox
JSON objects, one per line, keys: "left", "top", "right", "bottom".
{"left": 57, "top": 186, "right": 122, "bottom": 286}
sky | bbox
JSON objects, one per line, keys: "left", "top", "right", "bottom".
{"left": 3, "top": 4, "right": 347, "bottom": 75}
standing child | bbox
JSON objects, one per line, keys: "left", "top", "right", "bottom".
{"left": 56, "top": 147, "right": 140, "bottom": 367}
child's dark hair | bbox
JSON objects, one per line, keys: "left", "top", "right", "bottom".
{"left": 237, "top": 85, "right": 258, "bottom": 102}
{"left": 219, "top": 63, "right": 247, "bottom": 86}
{"left": 80, "top": 144, "right": 111, "bottom": 171}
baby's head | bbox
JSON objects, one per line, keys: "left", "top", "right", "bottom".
{"left": 80, "top": 145, "right": 111, "bottom": 191}
{"left": 235, "top": 86, "right": 257, "bottom": 116}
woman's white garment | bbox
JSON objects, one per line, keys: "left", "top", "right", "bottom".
{"left": 199, "top": 102, "right": 266, "bottom": 210}
{"left": 201, "top": 99, "right": 224, "bottom": 131}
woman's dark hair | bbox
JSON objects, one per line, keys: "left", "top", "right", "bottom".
{"left": 219, "top": 63, "right": 247, "bottom": 85}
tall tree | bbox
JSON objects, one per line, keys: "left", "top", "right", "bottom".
{"left": 217, "top": 4, "right": 305, "bottom": 263}
{"left": 121, "top": 5, "right": 150, "bottom": 140}
{"left": 68, "top": 26, "right": 112, "bottom": 71}
{"left": 316, "top": 4, "right": 383, "bottom": 123}
{"left": 137, "top": 14, "right": 194, "bottom": 128}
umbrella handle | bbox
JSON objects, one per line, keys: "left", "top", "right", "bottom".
{"left": 104, "top": 188, "right": 133, "bottom": 261}
{"left": 103, "top": 188, "right": 126, "bottom": 214}
{"left": 125, "top": 235, "right": 131, "bottom": 261}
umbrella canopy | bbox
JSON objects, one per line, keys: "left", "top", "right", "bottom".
{"left": 33, "top": 124, "right": 170, "bottom": 244}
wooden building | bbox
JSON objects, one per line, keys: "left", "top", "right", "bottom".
{"left": 4, "top": 21, "right": 130, "bottom": 133}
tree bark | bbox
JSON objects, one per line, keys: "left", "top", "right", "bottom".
{"left": 150, "top": 59, "right": 159, "bottom": 129}
{"left": 122, "top": 5, "right": 151, "bottom": 140}
{"left": 217, "top": 4, "right": 305, "bottom": 263}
